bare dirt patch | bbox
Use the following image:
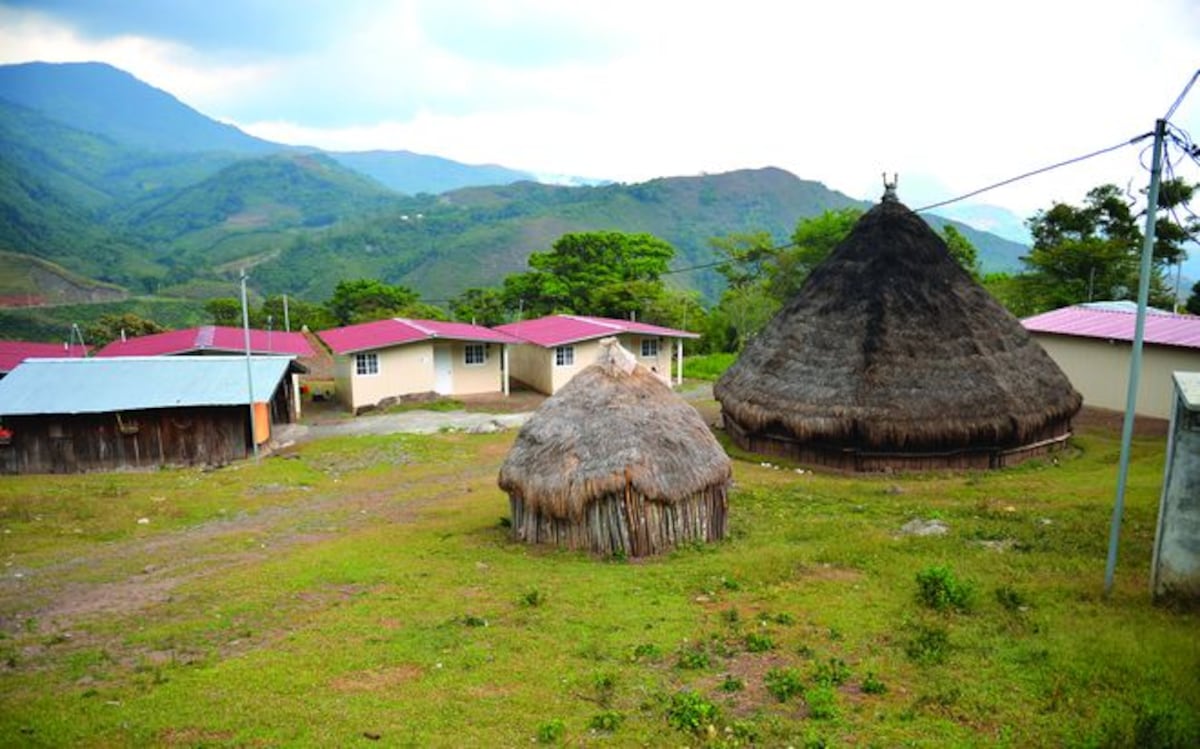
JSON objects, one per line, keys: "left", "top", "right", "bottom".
{"left": 330, "top": 664, "right": 424, "bottom": 692}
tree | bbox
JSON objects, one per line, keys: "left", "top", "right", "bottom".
{"left": 450, "top": 287, "right": 509, "bottom": 326}
{"left": 204, "top": 297, "right": 242, "bottom": 326}
{"left": 325, "top": 279, "right": 428, "bottom": 325}
{"left": 711, "top": 231, "right": 776, "bottom": 290}
{"left": 1187, "top": 280, "right": 1200, "bottom": 316}
{"left": 941, "top": 224, "right": 981, "bottom": 279}
{"left": 502, "top": 231, "right": 675, "bottom": 319}
{"left": 260, "top": 295, "right": 335, "bottom": 332}
{"left": 1021, "top": 181, "right": 1196, "bottom": 312}
{"left": 85, "top": 313, "right": 166, "bottom": 348}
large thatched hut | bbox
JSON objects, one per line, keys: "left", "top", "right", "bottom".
{"left": 499, "top": 338, "right": 731, "bottom": 557}
{"left": 714, "top": 190, "right": 1082, "bottom": 472}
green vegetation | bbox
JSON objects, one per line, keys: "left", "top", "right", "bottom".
{"left": 0, "top": 419, "right": 1194, "bottom": 746}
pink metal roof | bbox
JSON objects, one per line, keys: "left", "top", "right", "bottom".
{"left": 318, "top": 318, "right": 520, "bottom": 355}
{"left": 1022, "top": 304, "right": 1200, "bottom": 350}
{"left": 495, "top": 315, "right": 699, "bottom": 347}
{"left": 0, "top": 340, "right": 88, "bottom": 372}
{"left": 95, "top": 326, "right": 315, "bottom": 358}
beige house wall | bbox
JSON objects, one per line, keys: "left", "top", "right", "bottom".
{"left": 334, "top": 340, "right": 505, "bottom": 411}
{"left": 508, "top": 334, "right": 683, "bottom": 395}
{"left": 1032, "top": 333, "right": 1200, "bottom": 419}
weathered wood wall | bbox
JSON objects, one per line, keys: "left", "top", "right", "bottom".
{"left": 508, "top": 483, "right": 728, "bottom": 558}
{"left": 723, "top": 417, "right": 1073, "bottom": 472}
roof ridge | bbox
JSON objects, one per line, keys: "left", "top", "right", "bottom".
{"left": 195, "top": 325, "right": 216, "bottom": 349}
{"left": 396, "top": 318, "right": 437, "bottom": 337}
{"left": 563, "top": 314, "right": 624, "bottom": 331}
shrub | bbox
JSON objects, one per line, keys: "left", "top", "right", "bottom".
{"left": 588, "top": 710, "right": 623, "bottom": 732}
{"left": 764, "top": 667, "right": 805, "bottom": 702}
{"left": 720, "top": 674, "right": 745, "bottom": 692}
{"left": 862, "top": 671, "right": 888, "bottom": 695}
{"left": 536, "top": 718, "right": 565, "bottom": 744}
{"left": 676, "top": 643, "right": 710, "bottom": 670}
{"left": 813, "top": 657, "right": 850, "bottom": 686}
{"left": 806, "top": 685, "right": 838, "bottom": 720}
{"left": 916, "top": 566, "right": 974, "bottom": 612}
{"left": 520, "top": 589, "right": 545, "bottom": 607}
{"left": 666, "top": 690, "right": 719, "bottom": 734}
{"left": 906, "top": 624, "right": 951, "bottom": 665}
{"left": 745, "top": 631, "right": 775, "bottom": 653}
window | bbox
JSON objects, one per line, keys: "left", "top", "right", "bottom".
{"left": 464, "top": 343, "right": 486, "bottom": 365}
{"left": 355, "top": 352, "right": 379, "bottom": 375}
{"left": 641, "top": 338, "right": 659, "bottom": 358}
{"left": 555, "top": 345, "right": 575, "bottom": 367}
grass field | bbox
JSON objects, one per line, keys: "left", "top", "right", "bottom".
{"left": 0, "top": 406, "right": 1196, "bottom": 747}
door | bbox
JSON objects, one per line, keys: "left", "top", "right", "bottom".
{"left": 434, "top": 345, "right": 453, "bottom": 395}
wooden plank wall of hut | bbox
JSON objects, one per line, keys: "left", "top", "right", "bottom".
{"left": 725, "top": 417, "right": 1074, "bottom": 473}
{"left": 0, "top": 406, "right": 248, "bottom": 475}
{"left": 509, "top": 486, "right": 728, "bottom": 558}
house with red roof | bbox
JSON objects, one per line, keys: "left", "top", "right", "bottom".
{"left": 1022, "top": 301, "right": 1200, "bottom": 418}
{"left": 95, "top": 325, "right": 315, "bottom": 359}
{"left": 494, "top": 315, "right": 699, "bottom": 395}
{"left": 318, "top": 318, "right": 519, "bottom": 412}
{"left": 0, "top": 340, "right": 88, "bottom": 379}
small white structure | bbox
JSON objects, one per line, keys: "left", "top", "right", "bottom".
{"left": 1151, "top": 371, "right": 1200, "bottom": 601}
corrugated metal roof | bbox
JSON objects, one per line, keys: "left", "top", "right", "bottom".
{"left": 318, "top": 318, "right": 519, "bottom": 355}
{"left": 0, "top": 341, "right": 88, "bottom": 372}
{"left": 495, "top": 315, "right": 699, "bottom": 347}
{"left": 1022, "top": 304, "right": 1200, "bottom": 349}
{"left": 95, "top": 326, "right": 315, "bottom": 358}
{"left": 0, "top": 356, "right": 294, "bottom": 416}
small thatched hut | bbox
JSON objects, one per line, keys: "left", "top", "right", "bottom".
{"left": 714, "top": 189, "right": 1082, "bottom": 472}
{"left": 498, "top": 338, "right": 731, "bottom": 557}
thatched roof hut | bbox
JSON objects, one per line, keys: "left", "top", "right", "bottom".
{"left": 499, "top": 338, "right": 731, "bottom": 557}
{"left": 714, "top": 193, "right": 1082, "bottom": 472}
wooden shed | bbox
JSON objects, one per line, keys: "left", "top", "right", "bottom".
{"left": 498, "top": 338, "right": 731, "bottom": 557}
{"left": 0, "top": 355, "right": 301, "bottom": 474}
{"left": 714, "top": 191, "right": 1082, "bottom": 472}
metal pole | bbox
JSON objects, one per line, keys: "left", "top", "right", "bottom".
{"left": 283, "top": 294, "right": 291, "bottom": 333}
{"left": 241, "top": 270, "right": 260, "bottom": 462}
{"left": 1104, "top": 118, "right": 1166, "bottom": 596}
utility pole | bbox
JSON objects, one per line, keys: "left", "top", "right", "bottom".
{"left": 1104, "top": 118, "right": 1166, "bottom": 597}
{"left": 241, "top": 270, "right": 259, "bottom": 462}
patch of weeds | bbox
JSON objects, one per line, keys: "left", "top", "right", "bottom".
{"left": 1133, "top": 696, "right": 1200, "bottom": 748}
{"left": 720, "top": 674, "right": 745, "bottom": 693}
{"left": 727, "top": 719, "right": 759, "bottom": 744}
{"left": 535, "top": 718, "right": 565, "bottom": 744}
{"left": 915, "top": 565, "right": 974, "bottom": 613}
{"left": 812, "top": 657, "right": 850, "bottom": 686}
{"left": 744, "top": 631, "right": 774, "bottom": 653}
{"left": 994, "top": 585, "right": 1027, "bottom": 612}
{"left": 764, "top": 667, "right": 805, "bottom": 702}
{"left": 588, "top": 710, "right": 623, "bottom": 733}
{"left": 666, "top": 690, "right": 720, "bottom": 734}
{"left": 906, "top": 624, "right": 951, "bottom": 665}
{"left": 591, "top": 672, "right": 617, "bottom": 707}
{"left": 796, "top": 643, "right": 815, "bottom": 658}
{"left": 497, "top": 516, "right": 512, "bottom": 528}
{"left": 862, "top": 671, "right": 888, "bottom": 695}
{"left": 805, "top": 685, "right": 838, "bottom": 720}
{"left": 630, "top": 643, "right": 662, "bottom": 662}
{"left": 721, "top": 577, "right": 741, "bottom": 591}
{"left": 720, "top": 608, "right": 740, "bottom": 626}
{"left": 609, "top": 548, "right": 628, "bottom": 563}
{"left": 771, "top": 611, "right": 795, "bottom": 625}
{"left": 826, "top": 627, "right": 843, "bottom": 641}
{"left": 462, "top": 614, "right": 488, "bottom": 627}
{"left": 676, "top": 642, "right": 711, "bottom": 670}
{"left": 520, "top": 589, "right": 545, "bottom": 607}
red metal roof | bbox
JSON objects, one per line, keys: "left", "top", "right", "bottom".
{"left": 95, "top": 326, "right": 315, "bottom": 358}
{"left": 318, "top": 318, "right": 520, "bottom": 355}
{"left": 495, "top": 315, "right": 699, "bottom": 347}
{"left": 0, "top": 341, "right": 88, "bottom": 372}
{"left": 1022, "top": 304, "right": 1200, "bottom": 350}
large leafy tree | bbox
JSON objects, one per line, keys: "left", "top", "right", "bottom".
{"left": 1021, "top": 181, "right": 1196, "bottom": 311}
{"left": 502, "top": 231, "right": 675, "bottom": 319}
{"left": 1186, "top": 280, "right": 1200, "bottom": 315}
{"left": 85, "top": 313, "right": 166, "bottom": 348}
{"left": 325, "top": 279, "right": 443, "bottom": 326}
{"left": 450, "top": 287, "right": 509, "bottom": 326}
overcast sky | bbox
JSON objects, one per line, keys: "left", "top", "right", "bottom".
{"left": 1, "top": 0, "right": 1198, "bottom": 228}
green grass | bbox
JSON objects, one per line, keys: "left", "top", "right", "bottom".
{"left": 0, "top": 424, "right": 1196, "bottom": 747}
{"left": 682, "top": 352, "right": 736, "bottom": 381}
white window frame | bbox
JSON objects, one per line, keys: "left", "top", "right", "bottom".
{"left": 464, "top": 343, "right": 486, "bottom": 366}
{"left": 640, "top": 338, "right": 659, "bottom": 358}
{"left": 355, "top": 352, "right": 379, "bottom": 376}
{"left": 554, "top": 345, "right": 575, "bottom": 367}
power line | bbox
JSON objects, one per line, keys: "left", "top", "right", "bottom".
{"left": 912, "top": 133, "right": 1154, "bottom": 214}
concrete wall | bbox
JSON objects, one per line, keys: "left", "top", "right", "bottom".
{"left": 1031, "top": 334, "right": 1200, "bottom": 419}
{"left": 508, "top": 335, "right": 678, "bottom": 395}
{"left": 1152, "top": 376, "right": 1200, "bottom": 599}
{"left": 336, "top": 341, "right": 505, "bottom": 411}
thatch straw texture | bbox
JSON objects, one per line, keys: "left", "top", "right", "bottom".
{"left": 499, "top": 338, "right": 731, "bottom": 556}
{"left": 714, "top": 198, "right": 1081, "bottom": 469}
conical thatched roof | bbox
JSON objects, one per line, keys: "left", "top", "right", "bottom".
{"left": 499, "top": 338, "right": 731, "bottom": 520}
{"left": 714, "top": 197, "right": 1082, "bottom": 454}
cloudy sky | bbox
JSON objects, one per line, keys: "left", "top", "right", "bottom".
{"left": 1, "top": 0, "right": 1198, "bottom": 229}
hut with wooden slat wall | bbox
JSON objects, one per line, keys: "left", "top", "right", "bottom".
{"left": 714, "top": 187, "right": 1082, "bottom": 472}
{"left": 499, "top": 338, "right": 731, "bottom": 557}
{"left": 0, "top": 356, "right": 300, "bottom": 474}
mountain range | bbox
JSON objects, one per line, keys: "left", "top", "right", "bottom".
{"left": 0, "top": 60, "right": 1033, "bottom": 328}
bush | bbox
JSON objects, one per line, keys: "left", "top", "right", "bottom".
{"left": 764, "top": 667, "right": 805, "bottom": 702}
{"left": 666, "top": 690, "right": 719, "bottom": 734}
{"left": 806, "top": 685, "right": 838, "bottom": 720}
{"left": 906, "top": 624, "right": 951, "bottom": 665}
{"left": 588, "top": 710, "right": 623, "bottom": 732}
{"left": 916, "top": 566, "right": 974, "bottom": 612}
{"left": 745, "top": 631, "right": 775, "bottom": 653}
{"left": 536, "top": 718, "right": 565, "bottom": 743}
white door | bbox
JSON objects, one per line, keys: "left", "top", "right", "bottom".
{"left": 434, "top": 345, "right": 453, "bottom": 394}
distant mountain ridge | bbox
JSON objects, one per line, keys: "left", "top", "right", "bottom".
{"left": 0, "top": 60, "right": 1029, "bottom": 316}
